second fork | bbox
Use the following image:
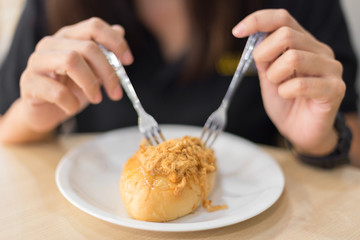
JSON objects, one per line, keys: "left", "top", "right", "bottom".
{"left": 201, "top": 32, "right": 267, "bottom": 147}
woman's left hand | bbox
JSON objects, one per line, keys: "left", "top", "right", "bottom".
{"left": 233, "top": 9, "right": 345, "bottom": 156}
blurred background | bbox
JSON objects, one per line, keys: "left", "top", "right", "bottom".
{"left": 342, "top": 0, "right": 360, "bottom": 108}
{"left": 0, "top": 0, "right": 25, "bottom": 64}
{"left": 0, "top": 0, "right": 359, "bottom": 108}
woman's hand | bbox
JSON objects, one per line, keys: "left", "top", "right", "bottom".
{"left": 19, "top": 17, "right": 133, "bottom": 133}
{"left": 233, "top": 9, "right": 345, "bottom": 156}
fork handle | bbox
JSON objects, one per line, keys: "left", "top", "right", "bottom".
{"left": 99, "top": 44, "right": 145, "bottom": 114}
{"left": 114, "top": 63, "right": 144, "bottom": 113}
{"left": 221, "top": 32, "right": 267, "bottom": 109}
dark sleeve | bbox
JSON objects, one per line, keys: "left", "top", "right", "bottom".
{"left": 269, "top": 0, "right": 358, "bottom": 112}
{"left": 0, "top": 0, "right": 47, "bottom": 114}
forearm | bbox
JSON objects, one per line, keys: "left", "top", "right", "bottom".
{"left": 0, "top": 99, "right": 55, "bottom": 144}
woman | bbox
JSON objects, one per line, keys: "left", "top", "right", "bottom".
{"left": 0, "top": 0, "right": 359, "bottom": 167}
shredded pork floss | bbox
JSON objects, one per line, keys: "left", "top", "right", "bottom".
{"left": 137, "top": 136, "right": 227, "bottom": 211}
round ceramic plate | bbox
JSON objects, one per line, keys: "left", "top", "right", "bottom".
{"left": 56, "top": 125, "right": 284, "bottom": 232}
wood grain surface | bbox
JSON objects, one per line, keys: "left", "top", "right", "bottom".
{"left": 1, "top": 134, "right": 360, "bottom": 240}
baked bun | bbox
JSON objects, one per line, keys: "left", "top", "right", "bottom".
{"left": 120, "top": 136, "right": 224, "bottom": 222}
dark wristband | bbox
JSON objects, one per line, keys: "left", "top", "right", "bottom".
{"left": 285, "top": 113, "right": 352, "bottom": 169}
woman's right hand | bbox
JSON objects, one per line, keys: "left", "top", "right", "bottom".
{"left": 19, "top": 17, "right": 133, "bottom": 133}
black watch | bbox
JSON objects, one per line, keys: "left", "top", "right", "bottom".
{"left": 285, "top": 113, "right": 352, "bottom": 169}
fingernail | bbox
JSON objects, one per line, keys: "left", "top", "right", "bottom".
{"left": 122, "top": 50, "right": 133, "bottom": 64}
{"left": 94, "top": 90, "right": 102, "bottom": 104}
{"left": 112, "top": 85, "right": 122, "bottom": 100}
{"left": 232, "top": 23, "right": 247, "bottom": 37}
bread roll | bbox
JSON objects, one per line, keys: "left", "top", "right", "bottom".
{"left": 120, "top": 136, "right": 222, "bottom": 222}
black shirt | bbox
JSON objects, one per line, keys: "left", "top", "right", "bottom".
{"left": 0, "top": 0, "right": 358, "bottom": 146}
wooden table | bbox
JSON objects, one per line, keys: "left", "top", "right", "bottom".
{"left": 1, "top": 133, "right": 360, "bottom": 240}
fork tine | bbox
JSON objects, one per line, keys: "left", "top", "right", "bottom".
{"left": 203, "top": 125, "right": 215, "bottom": 147}
{"left": 208, "top": 127, "right": 222, "bottom": 147}
{"left": 202, "top": 119, "right": 224, "bottom": 147}
{"left": 152, "top": 134, "right": 160, "bottom": 145}
{"left": 200, "top": 126, "right": 208, "bottom": 140}
{"left": 201, "top": 116, "right": 213, "bottom": 141}
{"left": 204, "top": 130, "right": 213, "bottom": 146}
{"left": 144, "top": 131, "right": 155, "bottom": 146}
{"left": 146, "top": 126, "right": 165, "bottom": 146}
{"left": 150, "top": 126, "right": 160, "bottom": 145}
{"left": 156, "top": 127, "right": 166, "bottom": 142}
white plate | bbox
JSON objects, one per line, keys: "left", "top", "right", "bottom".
{"left": 56, "top": 125, "right": 284, "bottom": 232}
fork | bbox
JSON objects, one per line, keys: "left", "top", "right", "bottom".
{"left": 99, "top": 44, "right": 165, "bottom": 145}
{"left": 200, "top": 32, "right": 267, "bottom": 147}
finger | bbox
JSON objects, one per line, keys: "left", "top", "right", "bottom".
{"left": 233, "top": 9, "right": 306, "bottom": 38}
{"left": 111, "top": 24, "right": 133, "bottom": 65}
{"left": 55, "top": 18, "right": 133, "bottom": 65}
{"left": 36, "top": 37, "right": 122, "bottom": 100}
{"left": 253, "top": 26, "right": 334, "bottom": 66}
{"left": 266, "top": 50, "right": 343, "bottom": 84}
{"left": 278, "top": 77, "right": 346, "bottom": 100}
{"left": 28, "top": 51, "right": 102, "bottom": 104}
{"left": 20, "top": 73, "right": 80, "bottom": 115}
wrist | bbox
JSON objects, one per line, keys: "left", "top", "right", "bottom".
{"left": 0, "top": 99, "right": 55, "bottom": 144}
{"left": 292, "top": 127, "right": 338, "bottom": 156}
{"left": 285, "top": 113, "right": 352, "bottom": 169}
{"left": 20, "top": 98, "right": 65, "bottom": 133}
